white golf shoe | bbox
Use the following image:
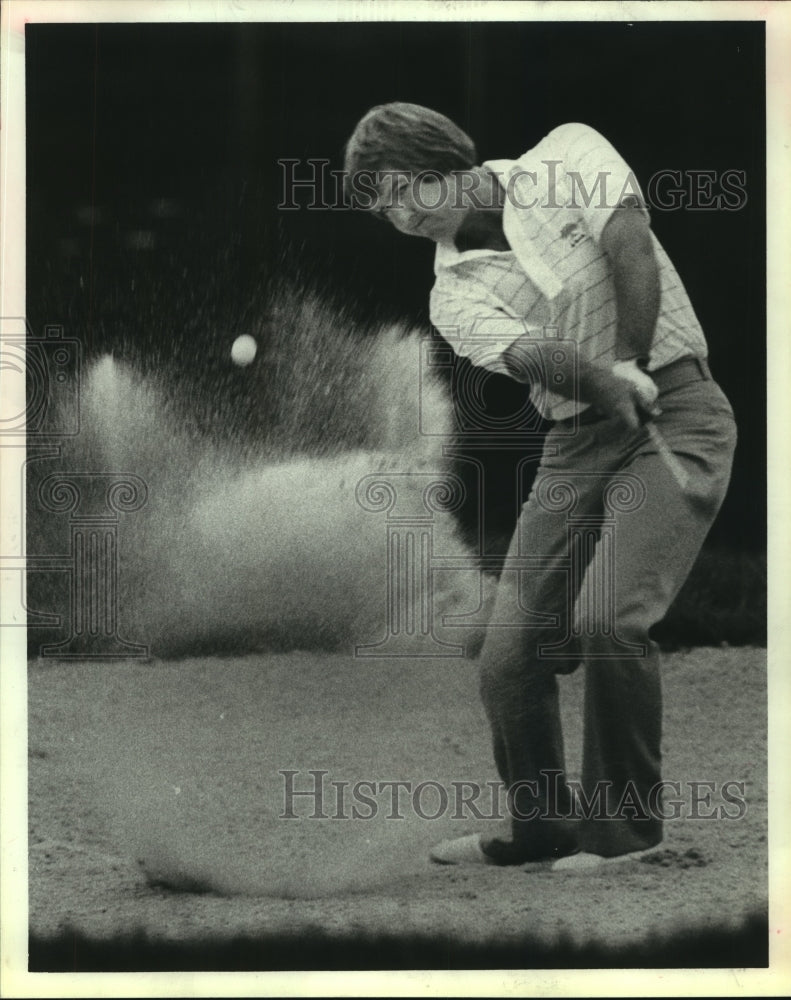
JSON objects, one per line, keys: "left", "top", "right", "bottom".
{"left": 551, "top": 846, "right": 660, "bottom": 873}
{"left": 429, "top": 834, "right": 497, "bottom": 866}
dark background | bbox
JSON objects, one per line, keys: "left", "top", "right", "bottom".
{"left": 26, "top": 20, "right": 765, "bottom": 552}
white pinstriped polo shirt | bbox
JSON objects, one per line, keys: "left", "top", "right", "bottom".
{"left": 429, "top": 123, "right": 708, "bottom": 421}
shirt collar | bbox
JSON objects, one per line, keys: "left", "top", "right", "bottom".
{"left": 433, "top": 242, "right": 503, "bottom": 274}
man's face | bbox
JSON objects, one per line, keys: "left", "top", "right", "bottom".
{"left": 370, "top": 169, "right": 469, "bottom": 245}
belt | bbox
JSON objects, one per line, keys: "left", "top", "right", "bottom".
{"left": 650, "top": 355, "right": 711, "bottom": 393}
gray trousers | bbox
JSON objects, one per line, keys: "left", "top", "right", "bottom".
{"left": 479, "top": 366, "right": 737, "bottom": 858}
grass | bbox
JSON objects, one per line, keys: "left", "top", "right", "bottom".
{"left": 29, "top": 910, "right": 768, "bottom": 970}
{"left": 652, "top": 545, "right": 766, "bottom": 649}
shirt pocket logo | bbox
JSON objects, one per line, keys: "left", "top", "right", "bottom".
{"left": 560, "top": 222, "right": 589, "bottom": 248}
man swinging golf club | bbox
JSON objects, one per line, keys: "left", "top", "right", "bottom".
{"left": 343, "top": 104, "right": 736, "bottom": 871}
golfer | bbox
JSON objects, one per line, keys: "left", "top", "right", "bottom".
{"left": 343, "top": 103, "right": 736, "bottom": 871}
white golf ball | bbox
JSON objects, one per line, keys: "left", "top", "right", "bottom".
{"left": 230, "top": 334, "right": 257, "bottom": 366}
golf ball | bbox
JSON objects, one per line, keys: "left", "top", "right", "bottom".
{"left": 231, "top": 334, "right": 257, "bottom": 366}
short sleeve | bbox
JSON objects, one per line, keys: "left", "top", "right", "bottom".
{"left": 429, "top": 276, "right": 538, "bottom": 377}
{"left": 549, "top": 123, "right": 650, "bottom": 243}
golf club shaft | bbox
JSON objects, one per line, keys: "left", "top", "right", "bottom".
{"left": 644, "top": 421, "right": 689, "bottom": 490}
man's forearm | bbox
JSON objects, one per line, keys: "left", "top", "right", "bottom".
{"left": 502, "top": 332, "right": 657, "bottom": 428}
{"left": 609, "top": 242, "right": 661, "bottom": 363}
{"left": 600, "top": 205, "right": 662, "bottom": 364}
